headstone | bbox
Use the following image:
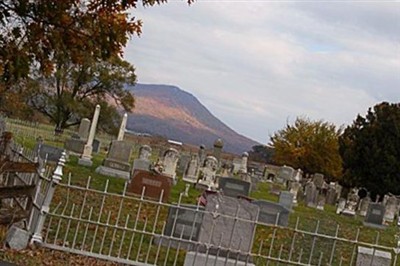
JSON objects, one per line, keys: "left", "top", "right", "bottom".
{"left": 162, "top": 148, "right": 179, "bottom": 180}
{"left": 270, "top": 184, "right": 281, "bottom": 196}
{"left": 78, "top": 118, "right": 90, "bottom": 140}
{"left": 305, "top": 181, "right": 318, "bottom": 208}
{"left": 356, "top": 246, "right": 392, "bottom": 266}
{"left": 336, "top": 198, "right": 346, "bottom": 214}
{"left": 198, "top": 145, "right": 206, "bottom": 167}
{"left": 293, "top": 168, "right": 302, "bottom": 182}
{"left": 342, "top": 189, "right": 359, "bottom": 216}
{"left": 117, "top": 113, "right": 128, "bottom": 141}
{"left": 384, "top": 196, "right": 398, "bottom": 223}
{"left": 289, "top": 182, "right": 301, "bottom": 204}
{"left": 218, "top": 177, "right": 251, "bottom": 198}
{"left": 313, "top": 173, "right": 325, "bottom": 189}
{"left": 182, "top": 154, "right": 199, "bottom": 184}
{"left": 213, "top": 138, "right": 224, "bottom": 164}
{"left": 232, "top": 158, "right": 242, "bottom": 174}
{"left": 156, "top": 204, "right": 205, "bottom": 250}
{"left": 132, "top": 145, "right": 152, "bottom": 172}
{"left": 279, "top": 191, "right": 294, "bottom": 210}
{"left": 326, "top": 183, "right": 337, "bottom": 205}
{"left": 34, "top": 143, "right": 64, "bottom": 163}
{"left": 5, "top": 225, "right": 30, "bottom": 250}
{"left": 128, "top": 169, "right": 172, "bottom": 202}
{"left": 184, "top": 252, "right": 254, "bottom": 266}
{"left": 253, "top": 200, "right": 290, "bottom": 227}
{"left": 277, "top": 165, "right": 295, "bottom": 183}
{"left": 95, "top": 140, "right": 132, "bottom": 179}
{"left": 64, "top": 138, "right": 86, "bottom": 155}
{"left": 238, "top": 152, "right": 248, "bottom": 174}
{"left": 197, "top": 194, "right": 258, "bottom": 261}
{"left": 316, "top": 193, "right": 326, "bottom": 210}
{"left": 92, "top": 139, "right": 101, "bottom": 153}
{"left": 197, "top": 156, "right": 218, "bottom": 190}
{"left": 364, "top": 203, "right": 385, "bottom": 228}
{"left": 178, "top": 154, "right": 191, "bottom": 174}
{"left": 358, "top": 197, "right": 371, "bottom": 217}
{"left": 79, "top": 104, "right": 100, "bottom": 166}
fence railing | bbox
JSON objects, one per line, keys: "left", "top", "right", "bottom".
{"left": 27, "top": 167, "right": 400, "bottom": 266}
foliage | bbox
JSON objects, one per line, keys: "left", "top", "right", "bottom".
{"left": 0, "top": 0, "right": 192, "bottom": 132}
{"left": 27, "top": 55, "right": 135, "bottom": 133}
{"left": 339, "top": 102, "right": 400, "bottom": 198}
{"left": 270, "top": 117, "right": 342, "bottom": 181}
{"left": 248, "top": 144, "right": 274, "bottom": 163}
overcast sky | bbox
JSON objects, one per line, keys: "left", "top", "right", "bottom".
{"left": 124, "top": 1, "right": 400, "bottom": 144}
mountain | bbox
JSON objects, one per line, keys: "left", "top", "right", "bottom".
{"left": 126, "top": 83, "right": 259, "bottom": 154}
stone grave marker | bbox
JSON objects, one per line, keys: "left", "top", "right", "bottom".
{"left": 34, "top": 143, "right": 64, "bottom": 163}
{"left": 95, "top": 140, "right": 132, "bottom": 179}
{"left": 326, "top": 183, "right": 337, "bottom": 205}
{"left": 305, "top": 181, "right": 318, "bottom": 208}
{"left": 128, "top": 169, "right": 172, "bottom": 202}
{"left": 92, "top": 138, "right": 101, "bottom": 153}
{"left": 383, "top": 196, "right": 398, "bottom": 223}
{"left": 364, "top": 203, "right": 385, "bottom": 228}
{"left": 162, "top": 148, "right": 179, "bottom": 181}
{"left": 279, "top": 191, "right": 294, "bottom": 210}
{"left": 313, "top": 173, "right": 325, "bottom": 189}
{"left": 269, "top": 183, "right": 281, "bottom": 196}
{"left": 195, "top": 194, "right": 258, "bottom": 262}
{"left": 336, "top": 198, "right": 346, "bottom": 214}
{"left": 197, "top": 156, "right": 218, "bottom": 190}
{"left": 316, "top": 193, "right": 326, "bottom": 210}
{"left": 289, "top": 182, "right": 301, "bottom": 205}
{"left": 132, "top": 145, "right": 152, "bottom": 172}
{"left": 356, "top": 246, "right": 392, "bottom": 266}
{"left": 155, "top": 204, "right": 205, "bottom": 250}
{"left": 182, "top": 154, "right": 199, "bottom": 184}
{"left": 78, "top": 118, "right": 90, "bottom": 140}
{"left": 342, "top": 189, "right": 359, "bottom": 216}
{"left": 276, "top": 165, "right": 295, "bottom": 183}
{"left": 253, "top": 200, "right": 290, "bottom": 227}
{"left": 358, "top": 197, "right": 371, "bottom": 217}
{"left": 178, "top": 154, "right": 191, "bottom": 174}
{"left": 218, "top": 177, "right": 251, "bottom": 198}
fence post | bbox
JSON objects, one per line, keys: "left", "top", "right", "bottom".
{"left": 30, "top": 151, "right": 66, "bottom": 245}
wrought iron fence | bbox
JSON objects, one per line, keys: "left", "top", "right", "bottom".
{"left": 26, "top": 159, "right": 400, "bottom": 266}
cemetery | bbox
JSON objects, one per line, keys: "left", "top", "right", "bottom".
{"left": 1, "top": 116, "right": 400, "bottom": 266}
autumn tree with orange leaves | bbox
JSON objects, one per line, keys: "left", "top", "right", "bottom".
{"left": 0, "top": 0, "right": 192, "bottom": 132}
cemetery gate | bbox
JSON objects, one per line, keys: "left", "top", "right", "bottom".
{"left": 25, "top": 155, "right": 400, "bottom": 266}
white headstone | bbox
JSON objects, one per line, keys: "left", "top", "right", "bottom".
{"left": 79, "top": 104, "right": 100, "bottom": 166}
{"left": 162, "top": 148, "right": 180, "bottom": 180}
{"left": 117, "top": 113, "right": 128, "bottom": 141}
{"left": 197, "top": 156, "right": 218, "bottom": 190}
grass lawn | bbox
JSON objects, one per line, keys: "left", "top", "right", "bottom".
{"left": 1, "top": 120, "right": 400, "bottom": 265}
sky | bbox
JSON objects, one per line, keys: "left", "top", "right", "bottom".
{"left": 124, "top": 1, "right": 400, "bottom": 144}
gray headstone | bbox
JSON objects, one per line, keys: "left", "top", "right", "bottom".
{"left": 253, "top": 200, "right": 290, "bottom": 227}
{"left": 218, "top": 177, "right": 251, "bottom": 198}
{"left": 96, "top": 140, "right": 132, "bottom": 178}
{"left": 384, "top": 196, "right": 398, "bottom": 223}
{"left": 364, "top": 203, "right": 385, "bottom": 227}
{"left": 313, "top": 173, "right": 325, "bottom": 189}
{"left": 64, "top": 138, "right": 85, "bottom": 154}
{"left": 92, "top": 138, "right": 101, "bottom": 153}
{"left": 156, "top": 204, "right": 204, "bottom": 250}
{"left": 78, "top": 118, "right": 90, "bottom": 140}
{"left": 305, "top": 181, "right": 318, "bottom": 208}
{"left": 5, "top": 225, "right": 30, "bottom": 250}
{"left": 356, "top": 246, "right": 391, "bottom": 266}
{"left": 279, "top": 191, "right": 294, "bottom": 210}
{"left": 358, "top": 197, "right": 371, "bottom": 217}
{"left": 198, "top": 194, "right": 258, "bottom": 261}
{"left": 326, "top": 185, "right": 337, "bottom": 205}
{"left": 277, "top": 165, "right": 295, "bottom": 183}
{"left": 34, "top": 143, "right": 64, "bottom": 163}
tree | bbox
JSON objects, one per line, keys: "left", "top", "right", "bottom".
{"left": 270, "top": 117, "right": 342, "bottom": 181}
{"left": 339, "top": 102, "right": 400, "bottom": 198}
{"left": 0, "top": 0, "right": 192, "bottom": 132}
{"left": 27, "top": 55, "right": 135, "bottom": 133}
{"left": 248, "top": 145, "right": 274, "bottom": 163}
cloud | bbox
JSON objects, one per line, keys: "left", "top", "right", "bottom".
{"left": 124, "top": 1, "right": 400, "bottom": 143}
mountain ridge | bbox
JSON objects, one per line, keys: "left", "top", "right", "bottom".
{"left": 126, "top": 83, "right": 259, "bottom": 154}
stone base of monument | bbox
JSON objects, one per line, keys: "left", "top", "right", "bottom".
{"left": 5, "top": 225, "right": 30, "bottom": 250}
{"left": 356, "top": 246, "right": 391, "bottom": 266}
{"left": 78, "top": 157, "right": 93, "bottom": 167}
{"left": 362, "top": 222, "right": 387, "bottom": 230}
{"left": 341, "top": 209, "right": 356, "bottom": 216}
{"left": 184, "top": 251, "right": 255, "bottom": 266}
{"left": 95, "top": 165, "right": 130, "bottom": 179}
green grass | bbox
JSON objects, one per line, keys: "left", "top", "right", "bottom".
{"left": 2, "top": 119, "right": 400, "bottom": 265}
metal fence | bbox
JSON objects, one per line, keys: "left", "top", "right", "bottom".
{"left": 23, "top": 154, "right": 400, "bottom": 266}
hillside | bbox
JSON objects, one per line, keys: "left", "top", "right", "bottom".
{"left": 126, "top": 84, "right": 259, "bottom": 154}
